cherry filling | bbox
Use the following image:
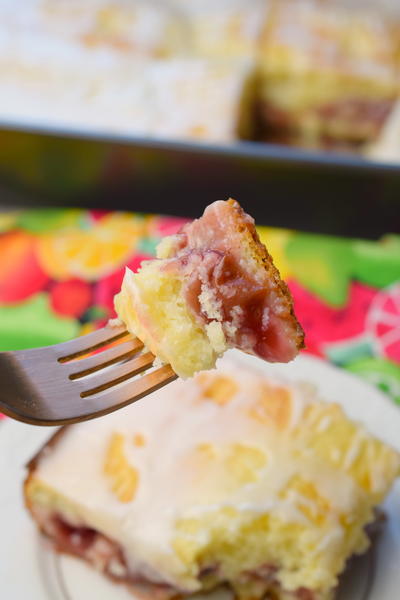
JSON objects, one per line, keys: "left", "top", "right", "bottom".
{"left": 316, "top": 98, "right": 394, "bottom": 135}
{"left": 33, "top": 511, "right": 344, "bottom": 599}
{"left": 166, "top": 248, "right": 298, "bottom": 363}
{"left": 35, "top": 512, "right": 177, "bottom": 599}
{"left": 43, "top": 514, "right": 129, "bottom": 579}
{"left": 48, "top": 514, "right": 317, "bottom": 599}
{"left": 50, "top": 516, "right": 97, "bottom": 556}
{"left": 260, "top": 98, "right": 393, "bottom": 140}
{"left": 159, "top": 200, "right": 302, "bottom": 363}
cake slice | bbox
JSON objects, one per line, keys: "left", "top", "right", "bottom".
{"left": 257, "top": 0, "right": 400, "bottom": 152}
{"left": 0, "top": 56, "right": 254, "bottom": 142}
{"left": 114, "top": 199, "right": 304, "bottom": 377}
{"left": 25, "top": 355, "right": 400, "bottom": 600}
{"left": 172, "top": 0, "right": 268, "bottom": 59}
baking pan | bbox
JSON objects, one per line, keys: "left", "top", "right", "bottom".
{"left": 0, "top": 123, "right": 399, "bottom": 239}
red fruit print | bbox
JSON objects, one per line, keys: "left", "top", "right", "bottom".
{"left": 0, "top": 231, "right": 49, "bottom": 304}
{"left": 50, "top": 279, "right": 92, "bottom": 318}
{"left": 95, "top": 270, "right": 124, "bottom": 318}
{"left": 90, "top": 210, "right": 112, "bottom": 222}
{"left": 95, "top": 253, "right": 153, "bottom": 318}
{"left": 376, "top": 322, "right": 394, "bottom": 337}
{"left": 366, "top": 284, "right": 400, "bottom": 362}
{"left": 385, "top": 339, "right": 400, "bottom": 361}
{"left": 288, "top": 280, "right": 377, "bottom": 356}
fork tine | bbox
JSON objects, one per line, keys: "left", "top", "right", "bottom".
{"left": 82, "top": 364, "right": 177, "bottom": 417}
{"left": 67, "top": 339, "right": 144, "bottom": 379}
{"left": 56, "top": 324, "right": 129, "bottom": 362}
{"left": 80, "top": 351, "right": 155, "bottom": 397}
{"left": 0, "top": 347, "right": 176, "bottom": 425}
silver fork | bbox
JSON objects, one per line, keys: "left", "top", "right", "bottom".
{"left": 0, "top": 324, "right": 176, "bottom": 426}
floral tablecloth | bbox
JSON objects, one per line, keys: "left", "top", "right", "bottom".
{"left": 0, "top": 207, "right": 399, "bottom": 414}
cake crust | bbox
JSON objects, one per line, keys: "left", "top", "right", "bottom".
{"left": 223, "top": 198, "right": 304, "bottom": 351}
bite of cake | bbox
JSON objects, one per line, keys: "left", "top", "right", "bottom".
{"left": 114, "top": 199, "right": 304, "bottom": 377}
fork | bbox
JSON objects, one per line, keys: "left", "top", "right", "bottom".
{"left": 0, "top": 324, "right": 177, "bottom": 426}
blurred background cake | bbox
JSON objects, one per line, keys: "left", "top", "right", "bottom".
{"left": 256, "top": 0, "right": 400, "bottom": 152}
{"left": 1, "top": 0, "right": 400, "bottom": 156}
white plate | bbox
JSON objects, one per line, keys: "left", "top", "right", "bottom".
{"left": 1, "top": 353, "right": 400, "bottom": 600}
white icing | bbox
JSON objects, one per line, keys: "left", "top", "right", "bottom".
{"left": 0, "top": 0, "right": 252, "bottom": 144}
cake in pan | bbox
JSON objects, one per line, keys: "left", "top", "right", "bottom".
{"left": 25, "top": 356, "right": 400, "bottom": 600}
{"left": 172, "top": 0, "right": 269, "bottom": 59}
{"left": 0, "top": 55, "right": 254, "bottom": 142}
{"left": 114, "top": 199, "right": 304, "bottom": 377}
{"left": 257, "top": 0, "right": 400, "bottom": 151}
{"left": 0, "top": 0, "right": 256, "bottom": 142}
{"left": 1, "top": 0, "right": 400, "bottom": 154}
{"left": 1, "top": 0, "right": 187, "bottom": 58}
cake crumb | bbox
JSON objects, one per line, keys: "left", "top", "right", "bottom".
{"left": 108, "top": 317, "right": 123, "bottom": 327}
{"left": 199, "top": 284, "right": 223, "bottom": 321}
{"left": 153, "top": 355, "right": 165, "bottom": 369}
{"left": 205, "top": 321, "right": 228, "bottom": 354}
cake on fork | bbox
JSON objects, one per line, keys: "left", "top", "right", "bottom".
{"left": 114, "top": 199, "right": 304, "bottom": 377}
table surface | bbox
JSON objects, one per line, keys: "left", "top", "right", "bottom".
{"left": 0, "top": 206, "right": 399, "bottom": 415}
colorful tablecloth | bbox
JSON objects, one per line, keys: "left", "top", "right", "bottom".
{"left": 0, "top": 208, "right": 399, "bottom": 412}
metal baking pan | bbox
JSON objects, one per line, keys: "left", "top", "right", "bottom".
{"left": 0, "top": 122, "right": 399, "bottom": 239}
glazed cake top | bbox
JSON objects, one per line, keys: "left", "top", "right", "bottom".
{"left": 29, "top": 354, "right": 400, "bottom": 595}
